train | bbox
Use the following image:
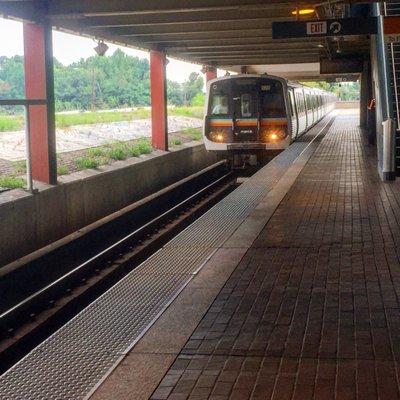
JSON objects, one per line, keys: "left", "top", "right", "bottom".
{"left": 203, "top": 74, "right": 336, "bottom": 165}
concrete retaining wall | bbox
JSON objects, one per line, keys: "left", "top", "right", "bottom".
{"left": 0, "top": 143, "right": 221, "bottom": 268}
{"left": 336, "top": 101, "right": 360, "bottom": 109}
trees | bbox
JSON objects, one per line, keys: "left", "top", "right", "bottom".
{"left": 182, "top": 72, "right": 204, "bottom": 106}
{"left": 301, "top": 80, "right": 360, "bottom": 101}
{"left": 0, "top": 51, "right": 205, "bottom": 112}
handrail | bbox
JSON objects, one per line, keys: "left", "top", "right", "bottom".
{"left": 0, "top": 98, "right": 47, "bottom": 192}
{"left": 384, "top": 2, "right": 400, "bottom": 129}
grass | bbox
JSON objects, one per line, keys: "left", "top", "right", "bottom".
{"left": 74, "top": 138, "right": 154, "bottom": 171}
{"left": 171, "top": 138, "right": 182, "bottom": 146}
{"left": 57, "top": 166, "right": 69, "bottom": 175}
{"left": 12, "top": 160, "right": 27, "bottom": 174}
{"left": 0, "top": 106, "right": 203, "bottom": 132}
{"left": 0, "top": 175, "right": 26, "bottom": 189}
{"left": 181, "top": 127, "right": 203, "bottom": 141}
{"left": 170, "top": 106, "right": 204, "bottom": 120}
{"left": 56, "top": 108, "right": 151, "bottom": 128}
{"left": 0, "top": 115, "right": 23, "bottom": 132}
{"left": 75, "top": 156, "right": 101, "bottom": 170}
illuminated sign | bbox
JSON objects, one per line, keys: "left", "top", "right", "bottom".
{"left": 273, "top": 17, "right": 378, "bottom": 39}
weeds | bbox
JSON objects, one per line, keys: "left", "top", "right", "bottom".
{"left": 0, "top": 175, "right": 25, "bottom": 189}
{"left": 0, "top": 115, "right": 23, "bottom": 132}
{"left": 73, "top": 138, "right": 154, "bottom": 171}
{"left": 74, "top": 156, "right": 101, "bottom": 170}
{"left": 181, "top": 127, "right": 203, "bottom": 141}
{"left": 57, "top": 166, "right": 69, "bottom": 175}
{"left": 171, "top": 138, "right": 182, "bottom": 146}
{"left": 0, "top": 106, "right": 203, "bottom": 133}
{"left": 12, "top": 160, "right": 27, "bottom": 174}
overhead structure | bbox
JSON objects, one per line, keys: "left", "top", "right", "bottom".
{"left": 0, "top": 0, "right": 384, "bottom": 78}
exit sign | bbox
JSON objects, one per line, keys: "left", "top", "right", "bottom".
{"left": 307, "top": 21, "right": 327, "bottom": 35}
{"left": 272, "top": 17, "right": 377, "bottom": 39}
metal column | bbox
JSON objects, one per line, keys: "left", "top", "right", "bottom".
{"left": 150, "top": 50, "right": 168, "bottom": 151}
{"left": 23, "top": 22, "right": 57, "bottom": 185}
{"left": 204, "top": 66, "right": 217, "bottom": 82}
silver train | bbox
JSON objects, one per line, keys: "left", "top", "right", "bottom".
{"left": 203, "top": 74, "right": 336, "bottom": 160}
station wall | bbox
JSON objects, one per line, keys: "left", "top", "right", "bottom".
{"left": 0, "top": 143, "right": 221, "bottom": 268}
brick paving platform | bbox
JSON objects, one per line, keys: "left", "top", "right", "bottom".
{"left": 150, "top": 115, "right": 400, "bottom": 400}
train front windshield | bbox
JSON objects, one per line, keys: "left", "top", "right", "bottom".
{"left": 207, "top": 77, "right": 287, "bottom": 144}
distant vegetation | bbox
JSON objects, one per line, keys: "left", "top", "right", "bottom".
{"left": 0, "top": 106, "right": 203, "bottom": 132}
{"left": 0, "top": 50, "right": 205, "bottom": 112}
{"left": 302, "top": 81, "right": 360, "bottom": 101}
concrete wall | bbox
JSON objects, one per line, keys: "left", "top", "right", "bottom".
{"left": 0, "top": 143, "right": 221, "bottom": 267}
{"left": 335, "top": 101, "right": 360, "bottom": 109}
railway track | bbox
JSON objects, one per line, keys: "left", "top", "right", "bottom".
{"left": 0, "top": 160, "right": 237, "bottom": 373}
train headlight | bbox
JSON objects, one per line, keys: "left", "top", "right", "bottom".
{"left": 209, "top": 129, "right": 228, "bottom": 143}
{"left": 260, "top": 127, "right": 286, "bottom": 143}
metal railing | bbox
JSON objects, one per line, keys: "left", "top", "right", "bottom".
{"left": 0, "top": 99, "right": 47, "bottom": 192}
{"left": 384, "top": 2, "right": 400, "bottom": 129}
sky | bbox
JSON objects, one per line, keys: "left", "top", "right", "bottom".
{"left": 0, "top": 17, "right": 209, "bottom": 83}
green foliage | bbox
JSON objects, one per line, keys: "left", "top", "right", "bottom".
{"left": 171, "top": 138, "right": 182, "bottom": 146}
{"left": 55, "top": 108, "right": 151, "bottom": 127}
{"left": 181, "top": 127, "right": 202, "bottom": 141}
{"left": 57, "top": 166, "right": 69, "bottom": 175}
{"left": 301, "top": 81, "right": 360, "bottom": 101}
{"left": 0, "top": 56, "right": 24, "bottom": 99}
{"left": 170, "top": 106, "right": 204, "bottom": 119}
{"left": 75, "top": 138, "right": 154, "bottom": 171}
{"left": 74, "top": 156, "right": 101, "bottom": 169}
{"left": 191, "top": 93, "right": 205, "bottom": 107}
{"left": 0, "top": 175, "right": 25, "bottom": 189}
{"left": 12, "top": 160, "right": 27, "bottom": 174}
{"left": 182, "top": 72, "right": 204, "bottom": 106}
{"left": 0, "top": 51, "right": 204, "bottom": 112}
{"left": 135, "top": 138, "right": 152, "bottom": 154}
{"left": 0, "top": 115, "right": 23, "bottom": 131}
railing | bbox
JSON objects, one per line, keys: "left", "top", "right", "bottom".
{"left": 0, "top": 99, "right": 47, "bottom": 193}
{"left": 384, "top": 2, "right": 400, "bottom": 129}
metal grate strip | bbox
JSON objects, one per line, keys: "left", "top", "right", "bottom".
{"left": 0, "top": 117, "right": 332, "bottom": 400}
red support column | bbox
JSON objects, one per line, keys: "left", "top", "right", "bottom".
{"left": 23, "top": 22, "right": 57, "bottom": 184}
{"left": 150, "top": 50, "right": 168, "bottom": 151}
{"left": 204, "top": 66, "right": 217, "bottom": 82}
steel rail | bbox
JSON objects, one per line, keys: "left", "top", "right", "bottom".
{"left": 0, "top": 169, "right": 234, "bottom": 332}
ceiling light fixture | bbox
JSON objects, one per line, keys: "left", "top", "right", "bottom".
{"left": 291, "top": 8, "right": 315, "bottom": 16}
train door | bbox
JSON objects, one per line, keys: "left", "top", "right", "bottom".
{"left": 295, "top": 89, "right": 307, "bottom": 134}
{"left": 288, "top": 89, "right": 298, "bottom": 138}
{"left": 232, "top": 79, "right": 259, "bottom": 142}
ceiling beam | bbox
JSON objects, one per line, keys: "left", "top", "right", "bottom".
{"left": 107, "top": 20, "right": 276, "bottom": 36}
{"left": 96, "top": 20, "right": 284, "bottom": 36}
{"left": 47, "top": 0, "right": 385, "bottom": 17}
{"left": 47, "top": 0, "right": 301, "bottom": 17}
{"left": 121, "top": 30, "right": 273, "bottom": 41}
{"left": 51, "top": 10, "right": 301, "bottom": 27}
{"left": 215, "top": 56, "right": 320, "bottom": 65}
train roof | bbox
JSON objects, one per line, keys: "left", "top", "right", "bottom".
{"left": 207, "top": 74, "right": 335, "bottom": 96}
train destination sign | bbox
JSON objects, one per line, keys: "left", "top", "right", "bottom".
{"left": 272, "top": 17, "right": 378, "bottom": 39}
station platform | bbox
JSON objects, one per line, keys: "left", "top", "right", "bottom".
{"left": 2, "top": 109, "right": 400, "bottom": 400}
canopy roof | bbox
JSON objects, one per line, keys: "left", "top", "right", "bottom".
{"left": 0, "top": 0, "right": 384, "bottom": 77}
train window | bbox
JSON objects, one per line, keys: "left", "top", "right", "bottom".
{"left": 295, "top": 92, "right": 304, "bottom": 114}
{"left": 241, "top": 93, "right": 254, "bottom": 117}
{"left": 262, "top": 92, "right": 285, "bottom": 117}
{"left": 211, "top": 94, "right": 229, "bottom": 116}
{"left": 289, "top": 91, "right": 296, "bottom": 116}
{"left": 306, "top": 94, "right": 311, "bottom": 110}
